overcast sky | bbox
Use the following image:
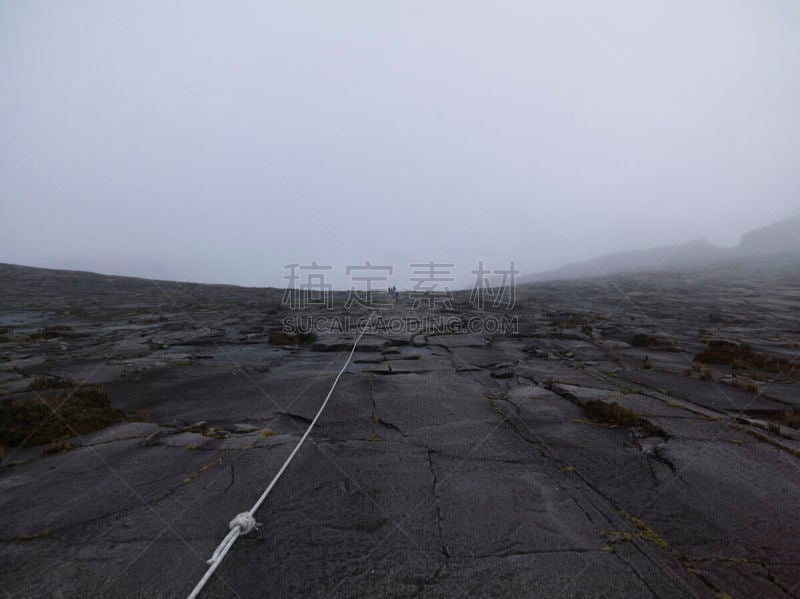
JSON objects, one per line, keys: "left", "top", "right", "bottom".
{"left": 1, "top": 0, "right": 799, "bottom": 289}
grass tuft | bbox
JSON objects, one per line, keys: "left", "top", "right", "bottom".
{"left": 783, "top": 410, "right": 800, "bottom": 430}
{"left": 0, "top": 385, "right": 125, "bottom": 447}
{"left": 696, "top": 340, "right": 795, "bottom": 377}
{"left": 583, "top": 400, "right": 663, "bottom": 437}
{"left": 352, "top": 518, "right": 388, "bottom": 533}
{"left": 27, "top": 375, "right": 74, "bottom": 391}
{"left": 268, "top": 331, "right": 317, "bottom": 346}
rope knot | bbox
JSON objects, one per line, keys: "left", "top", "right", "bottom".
{"left": 229, "top": 512, "right": 257, "bottom": 535}
{"left": 188, "top": 315, "right": 374, "bottom": 598}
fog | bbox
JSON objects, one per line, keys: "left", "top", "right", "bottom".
{"left": 1, "top": 1, "right": 799, "bottom": 290}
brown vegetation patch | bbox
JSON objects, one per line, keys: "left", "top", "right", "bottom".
{"left": 0, "top": 385, "right": 126, "bottom": 447}
{"left": 26, "top": 325, "right": 73, "bottom": 341}
{"left": 583, "top": 400, "right": 663, "bottom": 436}
{"left": 268, "top": 330, "right": 317, "bottom": 346}
{"left": 695, "top": 340, "right": 795, "bottom": 377}
{"left": 27, "top": 375, "right": 75, "bottom": 391}
{"left": 784, "top": 410, "right": 800, "bottom": 430}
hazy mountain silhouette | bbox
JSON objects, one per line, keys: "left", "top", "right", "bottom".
{"left": 737, "top": 215, "right": 800, "bottom": 256}
{"left": 521, "top": 215, "right": 800, "bottom": 283}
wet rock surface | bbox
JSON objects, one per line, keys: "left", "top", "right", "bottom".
{"left": 1, "top": 261, "right": 799, "bottom": 598}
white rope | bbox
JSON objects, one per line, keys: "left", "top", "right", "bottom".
{"left": 187, "top": 314, "right": 374, "bottom": 599}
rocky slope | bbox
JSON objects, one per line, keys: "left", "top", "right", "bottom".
{"left": 1, "top": 261, "right": 799, "bottom": 598}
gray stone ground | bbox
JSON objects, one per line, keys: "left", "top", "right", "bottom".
{"left": 1, "top": 261, "right": 799, "bottom": 598}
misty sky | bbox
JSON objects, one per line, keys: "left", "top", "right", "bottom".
{"left": 1, "top": 1, "right": 799, "bottom": 289}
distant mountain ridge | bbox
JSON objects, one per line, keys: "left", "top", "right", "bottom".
{"left": 738, "top": 215, "right": 800, "bottom": 256}
{"left": 520, "top": 215, "right": 800, "bottom": 283}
